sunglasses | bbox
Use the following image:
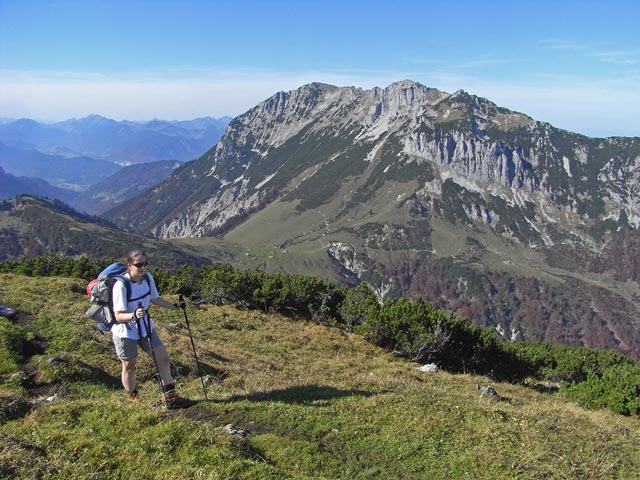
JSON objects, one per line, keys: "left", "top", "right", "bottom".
{"left": 132, "top": 261, "right": 148, "bottom": 268}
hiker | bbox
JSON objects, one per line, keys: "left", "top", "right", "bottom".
{"left": 111, "top": 249, "right": 191, "bottom": 409}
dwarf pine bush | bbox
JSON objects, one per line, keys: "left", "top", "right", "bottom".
{"left": 565, "top": 363, "right": 640, "bottom": 415}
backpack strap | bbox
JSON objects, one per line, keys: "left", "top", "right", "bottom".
{"left": 125, "top": 273, "right": 151, "bottom": 302}
{"left": 123, "top": 273, "right": 151, "bottom": 303}
{"left": 107, "top": 276, "right": 132, "bottom": 331}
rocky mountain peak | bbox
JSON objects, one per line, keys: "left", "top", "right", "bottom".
{"left": 131, "top": 81, "right": 640, "bottom": 239}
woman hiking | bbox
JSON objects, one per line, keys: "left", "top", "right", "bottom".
{"left": 111, "top": 249, "right": 191, "bottom": 409}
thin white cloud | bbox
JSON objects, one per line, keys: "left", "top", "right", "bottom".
{"left": 464, "top": 77, "right": 640, "bottom": 137}
{"left": 542, "top": 38, "right": 640, "bottom": 65}
{"left": 0, "top": 68, "right": 405, "bottom": 120}
{"left": 1, "top": 67, "right": 638, "bottom": 137}
{"left": 591, "top": 49, "right": 640, "bottom": 65}
{"left": 378, "top": 66, "right": 640, "bottom": 137}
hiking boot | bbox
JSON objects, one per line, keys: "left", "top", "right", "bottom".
{"left": 127, "top": 389, "right": 140, "bottom": 402}
{"left": 162, "top": 388, "right": 192, "bottom": 410}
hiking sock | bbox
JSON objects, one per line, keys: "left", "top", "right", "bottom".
{"left": 162, "top": 383, "right": 175, "bottom": 394}
{"left": 162, "top": 383, "right": 177, "bottom": 406}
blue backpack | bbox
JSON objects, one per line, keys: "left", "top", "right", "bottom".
{"left": 85, "top": 263, "right": 150, "bottom": 331}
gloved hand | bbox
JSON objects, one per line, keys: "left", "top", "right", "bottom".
{"left": 174, "top": 300, "right": 186, "bottom": 310}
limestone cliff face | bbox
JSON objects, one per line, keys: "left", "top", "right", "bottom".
{"left": 136, "top": 80, "right": 638, "bottom": 241}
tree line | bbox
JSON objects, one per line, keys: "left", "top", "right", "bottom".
{"left": 1, "top": 253, "right": 639, "bottom": 415}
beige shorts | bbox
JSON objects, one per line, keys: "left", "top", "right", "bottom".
{"left": 113, "top": 330, "right": 164, "bottom": 360}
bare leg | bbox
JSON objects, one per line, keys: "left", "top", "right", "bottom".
{"left": 148, "top": 345, "right": 173, "bottom": 387}
{"left": 121, "top": 358, "right": 137, "bottom": 393}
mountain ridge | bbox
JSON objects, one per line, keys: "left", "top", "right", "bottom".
{"left": 0, "top": 195, "right": 212, "bottom": 268}
{"left": 110, "top": 80, "right": 639, "bottom": 237}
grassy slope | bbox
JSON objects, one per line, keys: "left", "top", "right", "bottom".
{"left": 1, "top": 273, "right": 639, "bottom": 479}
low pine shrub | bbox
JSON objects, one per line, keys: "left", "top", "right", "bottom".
{"left": 565, "top": 363, "right": 640, "bottom": 415}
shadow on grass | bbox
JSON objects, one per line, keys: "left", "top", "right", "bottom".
{"left": 172, "top": 359, "right": 228, "bottom": 381}
{"left": 205, "top": 350, "right": 230, "bottom": 363}
{"left": 165, "top": 385, "right": 382, "bottom": 424}
{"left": 225, "top": 384, "right": 378, "bottom": 405}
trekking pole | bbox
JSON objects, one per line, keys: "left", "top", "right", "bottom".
{"left": 138, "top": 301, "right": 163, "bottom": 392}
{"left": 179, "top": 294, "right": 208, "bottom": 401}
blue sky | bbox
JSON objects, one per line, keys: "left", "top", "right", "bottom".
{"left": 1, "top": 0, "right": 639, "bottom": 137}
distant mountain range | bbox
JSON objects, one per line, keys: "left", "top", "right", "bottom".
{"left": 2, "top": 81, "right": 639, "bottom": 358}
{"left": 0, "top": 115, "right": 230, "bottom": 165}
{"left": 0, "top": 166, "right": 79, "bottom": 204}
{"left": 0, "top": 115, "right": 231, "bottom": 211}
{"left": 0, "top": 141, "right": 121, "bottom": 190}
{"left": 69, "top": 160, "right": 183, "bottom": 214}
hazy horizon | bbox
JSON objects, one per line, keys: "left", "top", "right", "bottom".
{"left": 1, "top": 0, "right": 639, "bottom": 137}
